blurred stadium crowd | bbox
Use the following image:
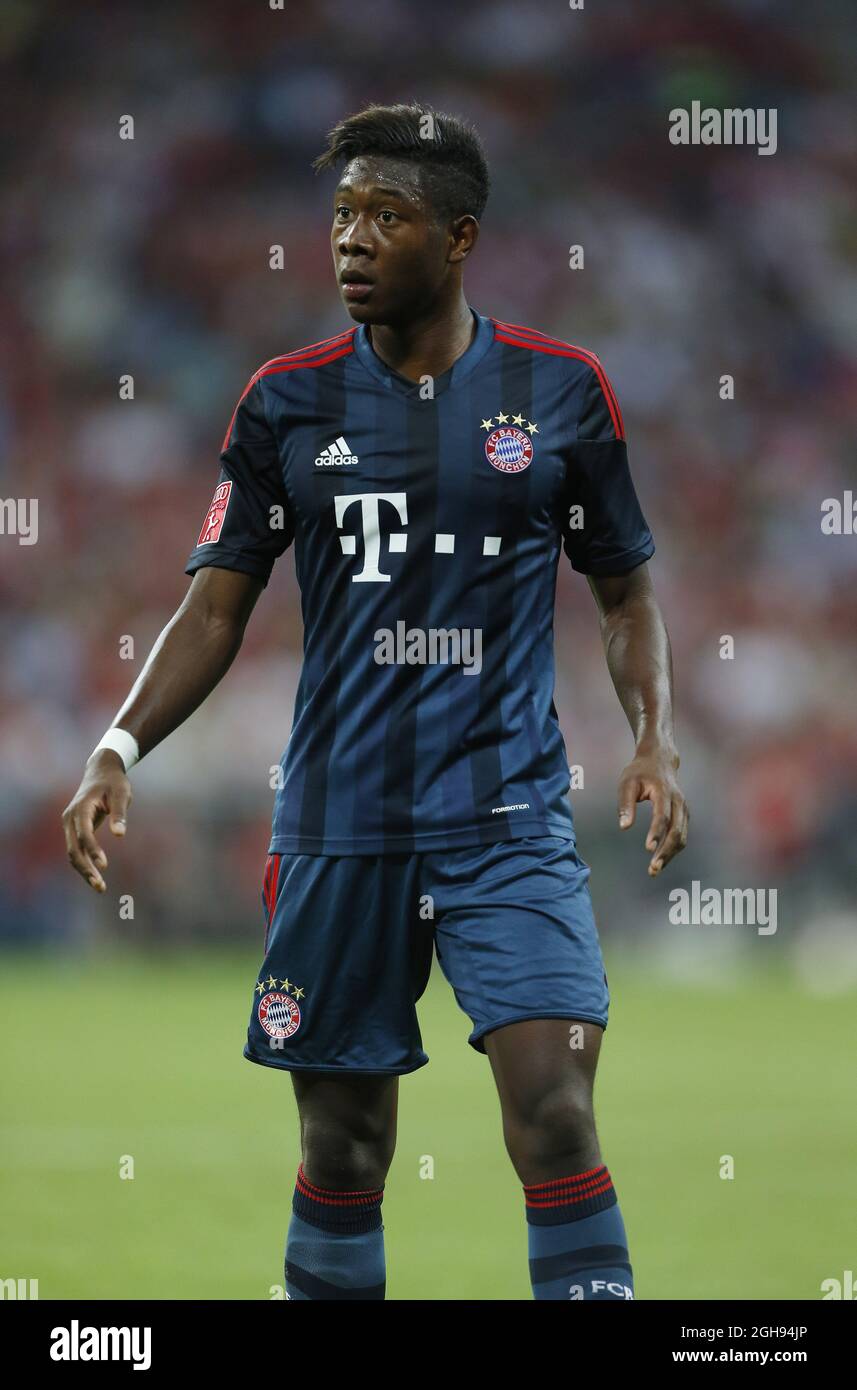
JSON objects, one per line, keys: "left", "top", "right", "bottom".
{"left": 1, "top": 0, "right": 855, "bottom": 950}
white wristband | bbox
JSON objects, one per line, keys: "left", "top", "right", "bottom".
{"left": 91, "top": 727, "right": 140, "bottom": 772}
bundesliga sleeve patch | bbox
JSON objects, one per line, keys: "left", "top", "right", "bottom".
{"left": 196, "top": 480, "right": 232, "bottom": 545}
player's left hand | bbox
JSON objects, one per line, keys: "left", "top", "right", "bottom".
{"left": 617, "top": 748, "right": 689, "bottom": 876}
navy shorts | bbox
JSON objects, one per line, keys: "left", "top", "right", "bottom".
{"left": 244, "top": 835, "right": 609, "bottom": 1075}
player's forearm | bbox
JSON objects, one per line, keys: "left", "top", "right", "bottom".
{"left": 598, "top": 588, "right": 678, "bottom": 764}
{"left": 97, "top": 599, "right": 247, "bottom": 763}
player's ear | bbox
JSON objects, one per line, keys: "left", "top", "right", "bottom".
{"left": 448, "top": 214, "right": 479, "bottom": 264}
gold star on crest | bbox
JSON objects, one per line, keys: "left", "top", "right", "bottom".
{"left": 527, "top": 421, "right": 538, "bottom": 434}
{"left": 280, "top": 978, "right": 293, "bottom": 993}
{"left": 496, "top": 410, "right": 509, "bottom": 424}
{"left": 512, "top": 412, "right": 525, "bottom": 426}
{"left": 293, "top": 986, "right": 306, "bottom": 1000}
{"left": 480, "top": 418, "right": 494, "bottom": 431}
{"left": 255, "top": 981, "right": 265, "bottom": 996}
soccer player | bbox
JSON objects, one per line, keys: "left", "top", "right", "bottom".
{"left": 63, "top": 102, "right": 688, "bottom": 1301}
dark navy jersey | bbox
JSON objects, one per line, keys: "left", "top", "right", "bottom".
{"left": 185, "top": 310, "right": 655, "bottom": 855}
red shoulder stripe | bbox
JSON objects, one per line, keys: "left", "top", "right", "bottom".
{"left": 492, "top": 319, "right": 625, "bottom": 441}
{"left": 255, "top": 341, "right": 354, "bottom": 376}
{"left": 220, "top": 333, "right": 356, "bottom": 450}
{"left": 493, "top": 318, "right": 584, "bottom": 349}
{"left": 255, "top": 328, "right": 356, "bottom": 375}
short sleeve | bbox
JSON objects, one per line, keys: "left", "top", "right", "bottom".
{"left": 184, "top": 377, "right": 294, "bottom": 587}
{"left": 561, "top": 363, "right": 655, "bottom": 576}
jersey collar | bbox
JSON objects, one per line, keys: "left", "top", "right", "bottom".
{"left": 352, "top": 308, "right": 494, "bottom": 397}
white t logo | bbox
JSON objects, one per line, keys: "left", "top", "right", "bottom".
{"left": 335, "top": 492, "right": 408, "bottom": 582}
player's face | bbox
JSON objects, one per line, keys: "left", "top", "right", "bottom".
{"left": 332, "top": 156, "right": 451, "bottom": 325}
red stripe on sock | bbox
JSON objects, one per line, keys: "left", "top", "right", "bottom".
{"left": 523, "top": 1166, "right": 615, "bottom": 1208}
{"left": 524, "top": 1164, "right": 608, "bottom": 1191}
{"left": 525, "top": 1178, "right": 614, "bottom": 1208}
{"left": 296, "top": 1163, "right": 383, "bottom": 1207}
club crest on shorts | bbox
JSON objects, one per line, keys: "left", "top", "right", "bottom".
{"left": 255, "top": 975, "right": 305, "bottom": 1040}
{"left": 481, "top": 412, "right": 537, "bottom": 473}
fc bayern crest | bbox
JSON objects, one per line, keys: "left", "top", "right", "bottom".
{"left": 485, "top": 426, "right": 534, "bottom": 473}
{"left": 258, "top": 991, "right": 301, "bottom": 1040}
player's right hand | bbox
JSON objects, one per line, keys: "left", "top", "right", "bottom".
{"left": 62, "top": 750, "right": 132, "bottom": 893}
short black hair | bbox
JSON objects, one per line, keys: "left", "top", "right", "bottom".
{"left": 313, "top": 101, "right": 490, "bottom": 224}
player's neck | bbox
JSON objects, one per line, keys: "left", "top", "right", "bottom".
{"left": 367, "top": 295, "right": 475, "bottom": 385}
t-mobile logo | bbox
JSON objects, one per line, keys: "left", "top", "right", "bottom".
{"left": 335, "top": 492, "right": 408, "bottom": 583}
{"left": 335, "top": 491, "right": 503, "bottom": 581}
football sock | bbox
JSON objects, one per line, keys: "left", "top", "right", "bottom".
{"left": 284, "top": 1163, "right": 386, "bottom": 1300}
{"left": 524, "top": 1164, "right": 634, "bottom": 1300}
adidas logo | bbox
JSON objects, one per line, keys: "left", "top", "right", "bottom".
{"left": 315, "top": 436, "right": 359, "bottom": 467}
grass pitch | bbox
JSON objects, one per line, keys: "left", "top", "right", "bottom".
{"left": 0, "top": 949, "right": 851, "bottom": 1300}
